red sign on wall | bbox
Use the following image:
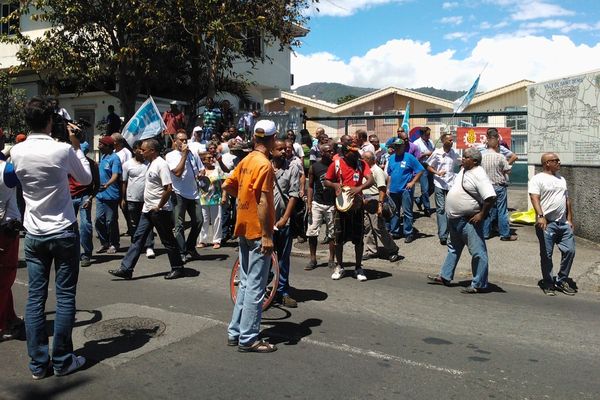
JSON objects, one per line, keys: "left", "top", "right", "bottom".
{"left": 455, "top": 127, "right": 512, "bottom": 150}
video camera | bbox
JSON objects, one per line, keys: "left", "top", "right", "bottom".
{"left": 51, "top": 113, "right": 91, "bottom": 143}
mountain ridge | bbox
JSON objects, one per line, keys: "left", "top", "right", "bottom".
{"left": 292, "top": 82, "right": 465, "bottom": 104}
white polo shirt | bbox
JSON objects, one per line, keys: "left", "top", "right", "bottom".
{"left": 165, "top": 149, "right": 204, "bottom": 200}
{"left": 11, "top": 134, "right": 91, "bottom": 235}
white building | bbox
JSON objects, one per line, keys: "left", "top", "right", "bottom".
{"left": 0, "top": 4, "right": 307, "bottom": 150}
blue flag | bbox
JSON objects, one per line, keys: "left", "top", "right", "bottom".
{"left": 453, "top": 75, "right": 480, "bottom": 113}
{"left": 401, "top": 101, "right": 410, "bottom": 133}
{"left": 122, "top": 96, "right": 167, "bottom": 146}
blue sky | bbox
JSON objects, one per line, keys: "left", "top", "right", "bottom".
{"left": 291, "top": 0, "right": 600, "bottom": 91}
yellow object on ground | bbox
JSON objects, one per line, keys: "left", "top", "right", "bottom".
{"left": 510, "top": 208, "right": 536, "bottom": 224}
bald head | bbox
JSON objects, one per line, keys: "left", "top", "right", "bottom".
{"left": 362, "top": 151, "right": 376, "bottom": 166}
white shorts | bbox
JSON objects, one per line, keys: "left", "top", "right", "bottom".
{"left": 306, "top": 201, "right": 335, "bottom": 239}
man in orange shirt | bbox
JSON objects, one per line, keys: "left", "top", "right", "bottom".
{"left": 162, "top": 101, "right": 186, "bottom": 150}
{"left": 224, "top": 120, "right": 277, "bottom": 353}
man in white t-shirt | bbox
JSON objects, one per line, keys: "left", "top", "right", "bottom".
{"left": 426, "top": 133, "right": 460, "bottom": 245}
{"left": 121, "top": 140, "right": 155, "bottom": 259}
{"left": 528, "top": 152, "right": 576, "bottom": 296}
{"left": 165, "top": 131, "right": 205, "bottom": 261}
{"left": 413, "top": 127, "right": 435, "bottom": 216}
{"left": 427, "top": 147, "right": 496, "bottom": 294}
{"left": 112, "top": 132, "right": 133, "bottom": 234}
{"left": 361, "top": 151, "right": 400, "bottom": 262}
{"left": 109, "top": 139, "right": 184, "bottom": 280}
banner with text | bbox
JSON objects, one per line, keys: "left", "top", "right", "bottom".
{"left": 456, "top": 127, "right": 512, "bottom": 150}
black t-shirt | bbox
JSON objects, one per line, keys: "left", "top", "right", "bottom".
{"left": 311, "top": 160, "right": 335, "bottom": 206}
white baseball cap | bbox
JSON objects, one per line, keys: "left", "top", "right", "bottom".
{"left": 254, "top": 120, "right": 276, "bottom": 137}
{"left": 192, "top": 126, "right": 202, "bottom": 133}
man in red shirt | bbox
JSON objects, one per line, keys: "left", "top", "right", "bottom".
{"left": 324, "top": 141, "right": 374, "bottom": 282}
{"left": 162, "top": 101, "right": 186, "bottom": 150}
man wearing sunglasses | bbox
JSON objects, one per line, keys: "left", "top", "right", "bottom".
{"left": 528, "top": 153, "right": 576, "bottom": 296}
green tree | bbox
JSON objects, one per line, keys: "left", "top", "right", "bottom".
{"left": 336, "top": 94, "right": 358, "bottom": 104}
{"left": 1, "top": 0, "right": 316, "bottom": 120}
{"left": 0, "top": 71, "right": 27, "bottom": 136}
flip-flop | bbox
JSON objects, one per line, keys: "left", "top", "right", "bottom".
{"left": 238, "top": 339, "right": 277, "bottom": 353}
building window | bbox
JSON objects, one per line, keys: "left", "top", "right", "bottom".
{"left": 511, "top": 134, "right": 527, "bottom": 155}
{"left": 426, "top": 108, "right": 441, "bottom": 123}
{"left": 505, "top": 106, "right": 527, "bottom": 131}
{"left": 383, "top": 110, "right": 398, "bottom": 125}
{"left": 473, "top": 115, "right": 488, "bottom": 124}
{"left": 1, "top": 3, "right": 18, "bottom": 35}
{"left": 241, "top": 29, "right": 263, "bottom": 58}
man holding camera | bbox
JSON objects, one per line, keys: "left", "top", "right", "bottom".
{"left": 11, "top": 97, "right": 92, "bottom": 379}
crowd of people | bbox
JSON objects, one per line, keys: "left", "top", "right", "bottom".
{"left": 0, "top": 96, "right": 578, "bottom": 367}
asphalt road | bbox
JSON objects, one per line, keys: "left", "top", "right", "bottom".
{"left": 1, "top": 239, "right": 599, "bottom": 400}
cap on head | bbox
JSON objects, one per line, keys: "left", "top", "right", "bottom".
{"left": 170, "top": 100, "right": 178, "bottom": 106}
{"left": 253, "top": 120, "right": 276, "bottom": 138}
{"left": 192, "top": 126, "right": 202, "bottom": 133}
{"left": 99, "top": 136, "right": 115, "bottom": 146}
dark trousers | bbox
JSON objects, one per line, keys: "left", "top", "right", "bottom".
{"left": 121, "top": 210, "right": 183, "bottom": 272}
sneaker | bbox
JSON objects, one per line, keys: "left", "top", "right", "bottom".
{"left": 96, "top": 245, "right": 109, "bottom": 254}
{"left": 331, "top": 265, "right": 345, "bottom": 280}
{"left": 106, "top": 245, "right": 118, "bottom": 254}
{"left": 556, "top": 281, "right": 576, "bottom": 296}
{"left": 32, "top": 367, "right": 50, "bottom": 380}
{"left": 404, "top": 234, "right": 415, "bottom": 244}
{"left": 80, "top": 258, "right": 92, "bottom": 268}
{"left": 500, "top": 235, "right": 518, "bottom": 241}
{"left": 542, "top": 285, "right": 556, "bottom": 296}
{"left": 54, "top": 355, "right": 86, "bottom": 377}
{"left": 281, "top": 295, "right": 298, "bottom": 308}
{"left": 304, "top": 260, "right": 317, "bottom": 271}
{"left": 146, "top": 248, "right": 156, "bottom": 259}
{"left": 355, "top": 268, "right": 367, "bottom": 282}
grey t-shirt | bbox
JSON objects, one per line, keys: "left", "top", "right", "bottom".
{"left": 273, "top": 160, "right": 300, "bottom": 225}
{"left": 122, "top": 159, "right": 148, "bottom": 202}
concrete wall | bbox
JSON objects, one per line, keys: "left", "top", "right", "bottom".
{"left": 553, "top": 165, "right": 600, "bottom": 243}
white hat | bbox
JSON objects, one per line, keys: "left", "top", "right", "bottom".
{"left": 192, "top": 126, "right": 202, "bottom": 133}
{"left": 254, "top": 120, "right": 276, "bottom": 137}
{"left": 170, "top": 100, "right": 178, "bottom": 105}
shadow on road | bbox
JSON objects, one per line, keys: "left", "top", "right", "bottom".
{"left": 290, "top": 287, "right": 328, "bottom": 303}
{"left": 43, "top": 309, "right": 103, "bottom": 338}
{"left": 260, "top": 318, "right": 322, "bottom": 345}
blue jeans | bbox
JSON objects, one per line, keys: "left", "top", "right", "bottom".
{"left": 95, "top": 199, "right": 120, "bottom": 248}
{"left": 172, "top": 193, "right": 203, "bottom": 256}
{"left": 483, "top": 185, "right": 510, "bottom": 238}
{"left": 440, "top": 217, "right": 489, "bottom": 289}
{"left": 227, "top": 237, "right": 271, "bottom": 346}
{"left": 274, "top": 225, "right": 292, "bottom": 297}
{"left": 535, "top": 221, "right": 575, "bottom": 287}
{"left": 389, "top": 189, "right": 415, "bottom": 237}
{"left": 121, "top": 210, "right": 183, "bottom": 272}
{"left": 415, "top": 169, "right": 432, "bottom": 210}
{"left": 24, "top": 227, "right": 80, "bottom": 375}
{"left": 434, "top": 187, "right": 449, "bottom": 241}
{"left": 127, "top": 201, "right": 154, "bottom": 250}
{"left": 72, "top": 195, "right": 93, "bottom": 260}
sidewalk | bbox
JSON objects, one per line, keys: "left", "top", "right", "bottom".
{"left": 291, "top": 187, "right": 600, "bottom": 293}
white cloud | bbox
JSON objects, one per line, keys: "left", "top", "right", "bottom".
{"left": 444, "top": 31, "right": 477, "bottom": 41}
{"left": 442, "top": 2, "right": 459, "bottom": 9}
{"left": 306, "top": 0, "right": 407, "bottom": 17}
{"left": 440, "top": 16, "right": 464, "bottom": 25}
{"left": 521, "top": 19, "right": 568, "bottom": 29}
{"left": 510, "top": 1, "right": 575, "bottom": 21}
{"left": 480, "top": 21, "right": 492, "bottom": 29}
{"left": 291, "top": 35, "right": 600, "bottom": 93}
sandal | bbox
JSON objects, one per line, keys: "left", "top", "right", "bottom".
{"left": 238, "top": 339, "right": 277, "bottom": 353}
{"left": 213, "top": 243, "right": 221, "bottom": 249}
{"left": 196, "top": 243, "right": 208, "bottom": 248}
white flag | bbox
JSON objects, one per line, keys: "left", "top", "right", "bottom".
{"left": 453, "top": 75, "right": 480, "bottom": 113}
{"left": 122, "top": 96, "right": 167, "bottom": 146}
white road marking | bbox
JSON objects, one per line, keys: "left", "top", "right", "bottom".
{"left": 211, "top": 319, "right": 464, "bottom": 376}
